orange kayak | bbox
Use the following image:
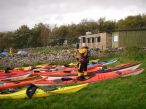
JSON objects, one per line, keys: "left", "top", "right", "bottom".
{"left": 34, "top": 68, "right": 144, "bottom": 86}
{"left": 37, "top": 63, "right": 140, "bottom": 77}
{"left": 0, "top": 70, "right": 32, "bottom": 80}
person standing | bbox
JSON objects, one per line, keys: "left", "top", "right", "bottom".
{"left": 9, "top": 47, "right": 14, "bottom": 57}
{"left": 77, "top": 46, "right": 90, "bottom": 80}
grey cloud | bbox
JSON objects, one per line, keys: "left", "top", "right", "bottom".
{"left": 0, "top": 0, "right": 146, "bottom": 31}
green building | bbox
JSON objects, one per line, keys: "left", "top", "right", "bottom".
{"left": 112, "top": 29, "right": 146, "bottom": 48}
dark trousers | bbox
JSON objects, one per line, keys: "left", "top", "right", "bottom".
{"left": 77, "top": 62, "right": 88, "bottom": 73}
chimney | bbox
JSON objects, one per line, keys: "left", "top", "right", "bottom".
{"left": 86, "top": 32, "right": 92, "bottom": 35}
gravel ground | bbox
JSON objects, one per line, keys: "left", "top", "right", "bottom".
{"left": 0, "top": 46, "right": 105, "bottom": 69}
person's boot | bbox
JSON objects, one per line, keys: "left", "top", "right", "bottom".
{"left": 84, "top": 72, "right": 88, "bottom": 76}
{"left": 77, "top": 72, "right": 85, "bottom": 80}
{"left": 78, "top": 72, "right": 82, "bottom": 77}
{"left": 77, "top": 76, "right": 85, "bottom": 81}
{"left": 83, "top": 72, "right": 90, "bottom": 79}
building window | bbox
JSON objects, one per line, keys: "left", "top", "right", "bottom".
{"left": 97, "top": 36, "right": 101, "bottom": 42}
{"left": 87, "top": 38, "right": 90, "bottom": 43}
{"left": 92, "top": 37, "right": 94, "bottom": 43}
{"left": 82, "top": 37, "right": 86, "bottom": 43}
{"left": 113, "top": 35, "right": 118, "bottom": 42}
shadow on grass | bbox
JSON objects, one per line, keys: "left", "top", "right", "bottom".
{"left": 17, "top": 105, "right": 33, "bottom": 109}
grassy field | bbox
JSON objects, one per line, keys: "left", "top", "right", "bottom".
{"left": 0, "top": 48, "right": 146, "bottom": 109}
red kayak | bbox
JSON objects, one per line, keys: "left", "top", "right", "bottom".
{"left": 36, "top": 63, "right": 140, "bottom": 77}
{"left": 25, "top": 62, "right": 103, "bottom": 73}
{"left": 34, "top": 63, "right": 103, "bottom": 77}
{"left": 0, "top": 64, "right": 142, "bottom": 91}
{"left": 34, "top": 68, "right": 144, "bottom": 86}
{"left": 0, "top": 70, "right": 32, "bottom": 80}
{"left": 0, "top": 76, "right": 43, "bottom": 91}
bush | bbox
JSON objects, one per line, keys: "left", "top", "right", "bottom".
{"left": 124, "top": 47, "right": 146, "bottom": 61}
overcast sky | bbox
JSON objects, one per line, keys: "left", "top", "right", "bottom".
{"left": 0, "top": 0, "right": 145, "bottom": 32}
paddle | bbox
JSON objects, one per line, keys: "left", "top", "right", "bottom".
{"left": 26, "top": 84, "right": 37, "bottom": 98}
{"left": 26, "top": 84, "right": 59, "bottom": 98}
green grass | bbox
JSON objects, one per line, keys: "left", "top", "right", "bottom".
{"left": 1, "top": 49, "right": 146, "bottom": 109}
{"left": 1, "top": 74, "right": 146, "bottom": 109}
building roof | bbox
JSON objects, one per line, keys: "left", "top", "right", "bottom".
{"left": 79, "top": 32, "right": 107, "bottom": 38}
{"left": 113, "top": 28, "right": 146, "bottom": 32}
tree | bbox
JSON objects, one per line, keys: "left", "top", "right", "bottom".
{"left": 31, "top": 23, "right": 51, "bottom": 47}
{"left": 0, "top": 32, "right": 15, "bottom": 50}
{"left": 97, "top": 18, "right": 116, "bottom": 32}
{"left": 117, "top": 15, "right": 145, "bottom": 30}
{"left": 142, "top": 14, "right": 146, "bottom": 28}
{"left": 102, "top": 20, "right": 116, "bottom": 32}
{"left": 14, "top": 25, "right": 31, "bottom": 48}
{"left": 98, "top": 18, "right": 105, "bottom": 32}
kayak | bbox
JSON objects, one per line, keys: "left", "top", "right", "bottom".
{"left": 37, "top": 63, "right": 141, "bottom": 81}
{"left": 37, "top": 64, "right": 102, "bottom": 77}
{"left": 0, "top": 76, "right": 43, "bottom": 91}
{"left": 35, "top": 62, "right": 103, "bottom": 72}
{"left": 0, "top": 83, "right": 88, "bottom": 99}
{"left": 37, "top": 63, "right": 141, "bottom": 77}
{"left": 89, "top": 59, "right": 100, "bottom": 63}
{"left": 0, "top": 63, "right": 99, "bottom": 91}
{"left": 13, "top": 61, "right": 101, "bottom": 71}
{"left": 68, "top": 58, "right": 118, "bottom": 66}
{"left": 35, "top": 58, "right": 119, "bottom": 73}
{"left": 0, "top": 62, "right": 140, "bottom": 90}
{"left": 14, "top": 66, "right": 32, "bottom": 70}
{"left": 55, "top": 58, "right": 118, "bottom": 68}
{"left": 0, "top": 70, "right": 32, "bottom": 80}
{"left": 68, "top": 58, "right": 99, "bottom": 66}
{"left": 99, "top": 58, "right": 119, "bottom": 66}
{"left": 13, "top": 58, "right": 117, "bottom": 71}
{"left": 0, "top": 63, "right": 140, "bottom": 90}
{"left": 13, "top": 64, "right": 51, "bottom": 70}
{"left": 34, "top": 68, "right": 144, "bottom": 86}
{"left": 0, "top": 74, "right": 41, "bottom": 83}
{"left": 96, "top": 63, "right": 141, "bottom": 73}
{"left": 88, "top": 58, "right": 119, "bottom": 66}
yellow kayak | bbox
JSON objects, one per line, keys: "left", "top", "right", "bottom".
{"left": 35, "top": 64, "right": 48, "bottom": 68}
{"left": 14, "top": 64, "right": 48, "bottom": 70}
{"left": 14, "top": 66, "right": 32, "bottom": 70}
{"left": 0, "top": 83, "right": 88, "bottom": 99}
{"left": 89, "top": 59, "right": 99, "bottom": 63}
{"left": 13, "top": 58, "right": 100, "bottom": 70}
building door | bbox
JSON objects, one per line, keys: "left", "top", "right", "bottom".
{"left": 112, "top": 32, "right": 119, "bottom": 48}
